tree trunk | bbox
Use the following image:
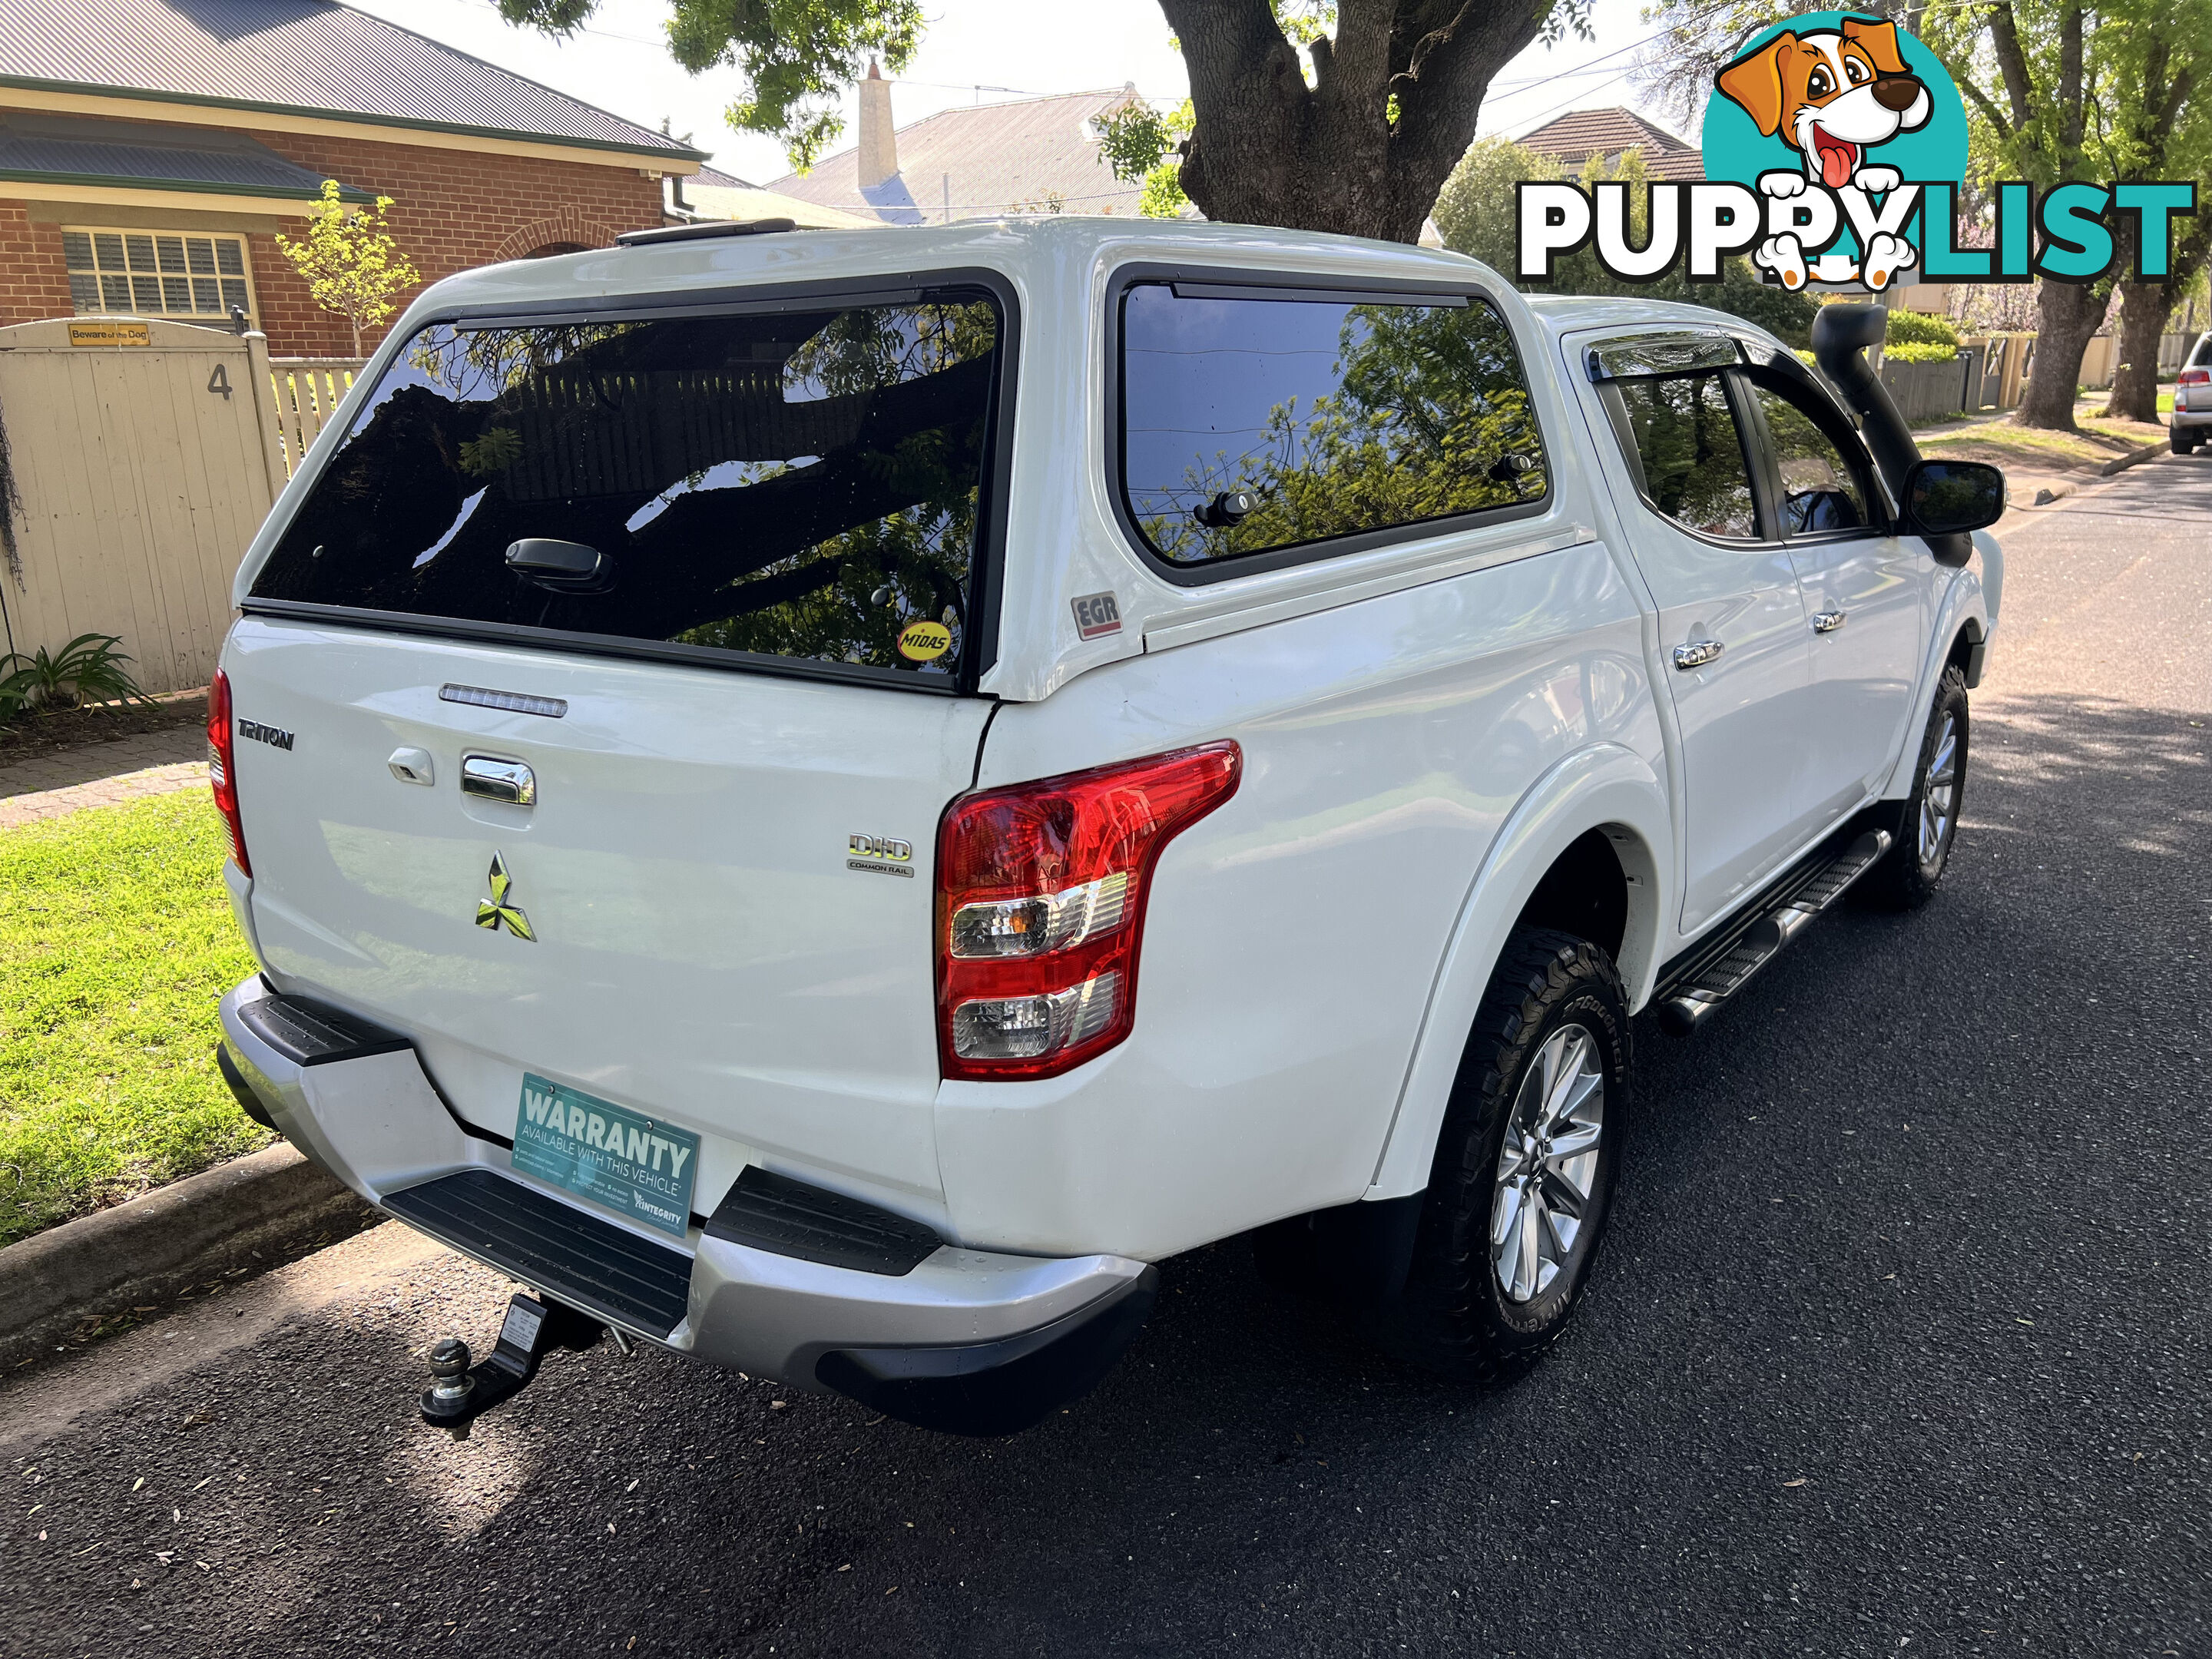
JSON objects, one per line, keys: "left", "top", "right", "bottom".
{"left": 2015, "top": 280, "right": 2103, "bottom": 430}
{"left": 2111, "top": 214, "right": 2212, "bottom": 422}
{"left": 1161, "top": 0, "right": 1552, "bottom": 244}
{"left": 2109, "top": 278, "right": 2171, "bottom": 423}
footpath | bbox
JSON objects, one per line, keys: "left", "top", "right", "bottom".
{"left": 0, "top": 725, "right": 210, "bottom": 829}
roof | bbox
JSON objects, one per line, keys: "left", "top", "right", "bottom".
{"left": 684, "top": 178, "right": 883, "bottom": 231}
{"left": 0, "top": 111, "right": 372, "bottom": 200}
{"left": 0, "top": 0, "right": 702, "bottom": 161}
{"left": 767, "top": 88, "right": 1145, "bottom": 225}
{"left": 1518, "top": 107, "right": 1705, "bottom": 182}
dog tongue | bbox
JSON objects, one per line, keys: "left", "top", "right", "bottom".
{"left": 1819, "top": 139, "right": 1856, "bottom": 189}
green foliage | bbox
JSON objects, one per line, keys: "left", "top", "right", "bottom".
{"left": 1099, "top": 98, "right": 1195, "bottom": 220}
{"left": 1882, "top": 339, "right": 1962, "bottom": 363}
{"left": 498, "top": 0, "right": 922, "bottom": 174}
{"left": 0, "top": 790, "right": 267, "bottom": 1245}
{"left": 1433, "top": 139, "right": 1820, "bottom": 346}
{"left": 273, "top": 180, "right": 420, "bottom": 356}
{"left": 1098, "top": 100, "right": 1178, "bottom": 184}
{"left": 1136, "top": 302, "right": 1545, "bottom": 564}
{"left": 0, "top": 634, "right": 152, "bottom": 718}
{"left": 1138, "top": 165, "right": 1191, "bottom": 220}
{"left": 1883, "top": 310, "right": 1962, "bottom": 351}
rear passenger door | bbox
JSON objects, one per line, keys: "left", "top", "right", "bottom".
{"left": 1579, "top": 335, "right": 1816, "bottom": 934}
{"left": 1741, "top": 375, "right": 1932, "bottom": 822}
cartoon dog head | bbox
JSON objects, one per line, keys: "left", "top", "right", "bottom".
{"left": 1717, "top": 17, "right": 1931, "bottom": 189}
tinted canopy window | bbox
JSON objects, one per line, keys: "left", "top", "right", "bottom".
{"left": 1119, "top": 284, "right": 1547, "bottom": 568}
{"left": 253, "top": 295, "right": 1002, "bottom": 680}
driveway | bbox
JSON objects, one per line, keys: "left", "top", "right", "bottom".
{"left": 3, "top": 456, "right": 2206, "bottom": 1657}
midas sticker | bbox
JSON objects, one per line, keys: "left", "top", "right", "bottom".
{"left": 896, "top": 620, "right": 952, "bottom": 662}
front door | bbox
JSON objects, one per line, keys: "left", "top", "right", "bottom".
{"left": 1742, "top": 376, "right": 1932, "bottom": 822}
{"left": 1578, "top": 346, "right": 1818, "bottom": 934}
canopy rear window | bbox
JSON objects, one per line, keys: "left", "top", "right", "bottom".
{"left": 252, "top": 290, "right": 1006, "bottom": 685}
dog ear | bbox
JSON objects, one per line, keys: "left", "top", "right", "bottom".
{"left": 1840, "top": 15, "right": 1906, "bottom": 72}
{"left": 1717, "top": 33, "right": 1796, "bottom": 137}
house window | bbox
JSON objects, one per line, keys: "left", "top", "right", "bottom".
{"left": 62, "top": 229, "right": 253, "bottom": 322}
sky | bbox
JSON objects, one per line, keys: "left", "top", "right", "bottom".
{"left": 342, "top": 0, "right": 1684, "bottom": 186}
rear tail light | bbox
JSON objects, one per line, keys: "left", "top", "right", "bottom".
{"left": 2181, "top": 369, "right": 2210, "bottom": 387}
{"left": 935, "top": 741, "right": 1241, "bottom": 1080}
{"left": 207, "top": 667, "right": 250, "bottom": 875}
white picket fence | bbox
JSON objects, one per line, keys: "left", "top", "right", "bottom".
{"left": 267, "top": 357, "right": 366, "bottom": 478}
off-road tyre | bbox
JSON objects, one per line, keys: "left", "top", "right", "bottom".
{"left": 1372, "top": 928, "right": 1630, "bottom": 1382}
{"left": 1860, "top": 665, "right": 1969, "bottom": 911}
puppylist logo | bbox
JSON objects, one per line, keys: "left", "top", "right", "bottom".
{"left": 1516, "top": 11, "right": 2195, "bottom": 293}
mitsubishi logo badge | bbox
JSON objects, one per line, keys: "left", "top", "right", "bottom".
{"left": 475, "top": 851, "right": 535, "bottom": 941}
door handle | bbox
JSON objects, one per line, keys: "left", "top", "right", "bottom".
{"left": 1672, "top": 638, "right": 1724, "bottom": 670}
{"left": 461, "top": 754, "right": 535, "bottom": 806}
{"left": 1812, "top": 609, "right": 1848, "bottom": 634}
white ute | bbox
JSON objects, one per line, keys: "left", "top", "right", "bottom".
{"left": 212, "top": 219, "right": 2004, "bottom": 1435}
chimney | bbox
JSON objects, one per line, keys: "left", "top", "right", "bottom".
{"left": 859, "top": 59, "right": 897, "bottom": 189}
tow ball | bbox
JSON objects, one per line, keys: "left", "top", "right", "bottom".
{"left": 419, "top": 1293, "right": 615, "bottom": 1439}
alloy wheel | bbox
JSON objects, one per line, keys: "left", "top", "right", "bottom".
{"left": 1491, "top": 1023, "right": 1606, "bottom": 1304}
{"left": 1918, "top": 711, "right": 1959, "bottom": 869}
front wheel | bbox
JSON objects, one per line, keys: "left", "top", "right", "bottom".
{"left": 1862, "top": 665, "right": 1969, "bottom": 910}
{"left": 1374, "top": 929, "right": 1629, "bottom": 1381}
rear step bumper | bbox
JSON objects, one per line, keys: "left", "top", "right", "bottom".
{"left": 1656, "top": 829, "right": 1892, "bottom": 1035}
{"left": 217, "top": 976, "right": 1153, "bottom": 1433}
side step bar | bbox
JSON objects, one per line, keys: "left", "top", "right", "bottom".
{"left": 1657, "top": 829, "right": 1891, "bottom": 1036}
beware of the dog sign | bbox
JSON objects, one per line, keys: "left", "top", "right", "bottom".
{"left": 1515, "top": 9, "right": 2195, "bottom": 293}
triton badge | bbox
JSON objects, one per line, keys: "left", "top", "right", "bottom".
{"left": 475, "top": 851, "right": 536, "bottom": 941}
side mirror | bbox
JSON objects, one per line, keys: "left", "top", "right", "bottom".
{"left": 1899, "top": 459, "right": 2004, "bottom": 538}
{"left": 505, "top": 538, "right": 615, "bottom": 594}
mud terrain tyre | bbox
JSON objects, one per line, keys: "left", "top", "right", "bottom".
{"left": 1375, "top": 928, "right": 1629, "bottom": 1382}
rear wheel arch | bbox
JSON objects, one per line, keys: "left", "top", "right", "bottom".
{"left": 1364, "top": 752, "right": 1671, "bottom": 1201}
{"left": 1511, "top": 823, "right": 1661, "bottom": 994}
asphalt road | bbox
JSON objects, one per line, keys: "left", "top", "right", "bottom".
{"left": 5, "top": 456, "right": 2208, "bottom": 1658}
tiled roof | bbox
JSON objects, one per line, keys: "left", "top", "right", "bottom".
{"left": 0, "top": 111, "right": 371, "bottom": 198}
{"left": 768, "top": 88, "right": 1145, "bottom": 225}
{"left": 1518, "top": 106, "right": 1705, "bottom": 181}
{"left": 0, "top": 0, "right": 700, "bottom": 159}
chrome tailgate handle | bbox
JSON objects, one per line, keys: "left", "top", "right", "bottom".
{"left": 461, "top": 755, "right": 535, "bottom": 806}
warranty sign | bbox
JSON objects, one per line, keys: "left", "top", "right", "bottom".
{"left": 512, "top": 1072, "right": 699, "bottom": 1237}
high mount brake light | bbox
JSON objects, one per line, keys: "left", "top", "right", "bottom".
{"left": 935, "top": 742, "right": 1241, "bottom": 1081}
{"left": 207, "top": 668, "right": 250, "bottom": 876}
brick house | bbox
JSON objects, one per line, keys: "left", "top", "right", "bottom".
{"left": 0, "top": 0, "right": 704, "bottom": 355}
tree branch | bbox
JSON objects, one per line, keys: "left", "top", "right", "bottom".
{"left": 1985, "top": 2, "right": 2035, "bottom": 131}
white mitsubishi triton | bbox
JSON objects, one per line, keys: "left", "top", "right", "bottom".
{"left": 210, "top": 218, "right": 2003, "bottom": 1435}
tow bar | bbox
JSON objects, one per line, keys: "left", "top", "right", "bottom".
{"left": 420, "top": 1293, "right": 615, "bottom": 1439}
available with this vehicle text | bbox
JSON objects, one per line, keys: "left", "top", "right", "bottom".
{"left": 211, "top": 217, "right": 2002, "bottom": 1435}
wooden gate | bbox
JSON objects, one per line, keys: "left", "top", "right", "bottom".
{"left": 0, "top": 316, "right": 289, "bottom": 696}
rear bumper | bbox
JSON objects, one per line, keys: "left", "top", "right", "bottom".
{"left": 218, "top": 976, "right": 1153, "bottom": 1432}
{"left": 2171, "top": 407, "right": 2212, "bottom": 431}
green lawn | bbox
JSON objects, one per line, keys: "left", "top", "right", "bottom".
{"left": 0, "top": 790, "right": 266, "bottom": 1246}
